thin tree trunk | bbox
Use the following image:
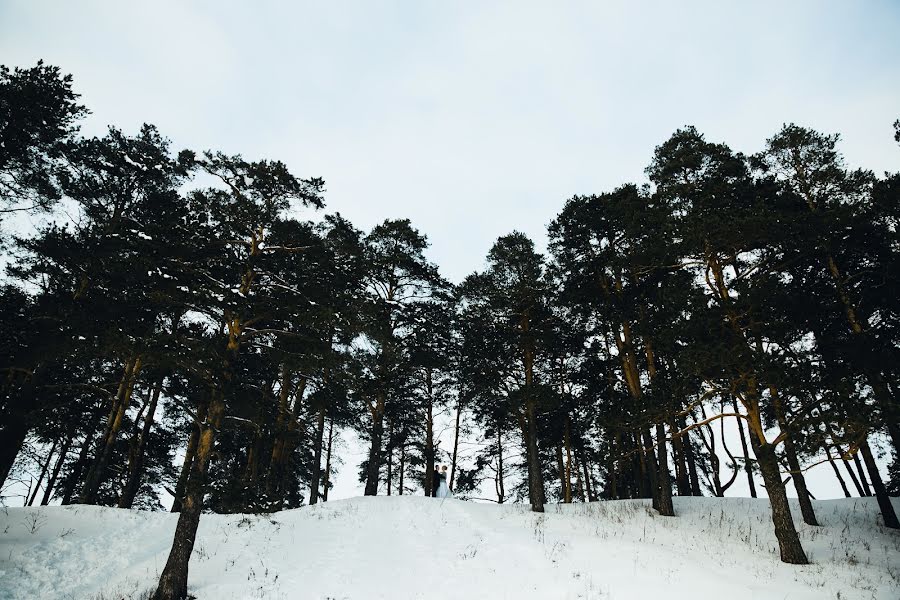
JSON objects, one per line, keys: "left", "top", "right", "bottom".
{"left": 61, "top": 426, "right": 98, "bottom": 505}
{"left": 859, "top": 438, "right": 899, "bottom": 529}
{"left": 732, "top": 397, "right": 757, "bottom": 498}
{"left": 555, "top": 445, "right": 566, "bottom": 502}
{"left": 771, "top": 387, "right": 817, "bottom": 526}
{"left": 423, "top": 369, "right": 434, "bottom": 497}
{"left": 496, "top": 427, "right": 505, "bottom": 504}
{"left": 27, "top": 438, "right": 58, "bottom": 506}
{"left": 119, "top": 375, "right": 164, "bottom": 509}
{"left": 853, "top": 452, "right": 872, "bottom": 496}
{"left": 669, "top": 413, "right": 689, "bottom": 496}
{"left": 581, "top": 449, "right": 594, "bottom": 502}
{"left": 399, "top": 442, "right": 405, "bottom": 495}
{"left": 42, "top": 429, "right": 74, "bottom": 505}
{"left": 364, "top": 393, "right": 386, "bottom": 496}
{"left": 563, "top": 418, "right": 573, "bottom": 503}
{"left": 309, "top": 406, "right": 326, "bottom": 505}
{"left": 655, "top": 422, "right": 674, "bottom": 516}
{"left": 171, "top": 398, "right": 208, "bottom": 513}
{"left": 386, "top": 420, "right": 394, "bottom": 496}
{"left": 322, "top": 418, "right": 334, "bottom": 502}
{"left": 681, "top": 419, "right": 702, "bottom": 496}
{"left": 81, "top": 356, "right": 142, "bottom": 504}
{"left": 0, "top": 363, "right": 45, "bottom": 488}
{"left": 152, "top": 395, "right": 225, "bottom": 600}
{"left": 450, "top": 399, "right": 462, "bottom": 491}
{"left": 825, "top": 445, "right": 851, "bottom": 498}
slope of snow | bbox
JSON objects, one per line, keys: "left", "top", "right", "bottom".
{"left": 1, "top": 497, "right": 898, "bottom": 600}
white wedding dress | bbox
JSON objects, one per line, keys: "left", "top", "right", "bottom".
{"left": 436, "top": 474, "right": 453, "bottom": 498}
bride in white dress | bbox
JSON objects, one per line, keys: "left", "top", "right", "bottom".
{"left": 436, "top": 465, "right": 453, "bottom": 498}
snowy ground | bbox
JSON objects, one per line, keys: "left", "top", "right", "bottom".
{"left": 1, "top": 497, "right": 898, "bottom": 600}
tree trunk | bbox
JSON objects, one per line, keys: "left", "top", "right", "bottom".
{"left": 655, "top": 422, "right": 675, "bottom": 516}
{"left": 119, "top": 375, "right": 164, "bottom": 509}
{"left": 496, "top": 428, "right": 505, "bottom": 504}
{"left": 171, "top": 398, "right": 208, "bottom": 513}
{"left": 824, "top": 444, "right": 851, "bottom": 498}
{"left": 424, "top": 369, "right": 434, "bottom": 497}
{"left": 642, "top": 428, "right": 660, "bottom": 510}
{"left": 27, "top": 438, "right": 58, "bottom": 506}
{"left": 398, "top": 442, "right": 405, "bottom": 495}
{"left": 309, "top": 406, "right": 327, "bottom": 505}
{"left": 386, "top": 420, "right": 394, "bottom": 496}
{"left": 681, "top": 419, "right": 702, "bottom": 496}
{"left": 771, "top": 387, "right": 817, "bottom": 526}
{"left": 859, "top": 438, "right": 899, "bottom": 529}
{"left": 0, "top": 363, "right": 45, "bottom": 487}
{"left": 152, "top": 395, "right": 225, "bottom": 600}
{"left": 364, "top": 393, "right": 386, "bottom": 496}
{"left": 581, "top": 449, "right": 594, "bottom": 502}
{"left": 81, "top": 356, "right": 142, "bottom": 504}
{"left": 752, "top": 438, "right": 808, "bottom": 564}
{"left": 450, "top": 398, "right": 462, "bottom": 491}
{"left": 853, "top": 452, "right": 873, "bottom": 496}
{"left": 61, "top": 426, "right": 98, "bottom": 505}
{"left": 524, "top": 399, "right": 545, "bottom": 512}
{"left": 732, "top": 398, "right": 757, "bottom": 498}
{"left": 322, "top": 418, "right": 334, "bottom": 501}
{"left": 265, "top": 365, "right": 294, "bottom": 500}
{"left": 669, "top": 414, "right": 689, "bottom": 496}
{"left": 563, "top": 418, "right": 573, "bottom": 503}
{"left": 555, "top": 445, "right": 566, "bottom": 502}
{"left": 42, "top": 428, "right": 74, "bottom": 505}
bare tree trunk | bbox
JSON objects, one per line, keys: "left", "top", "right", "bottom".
{"left": 853, "top": 452, "right": 873, "bottom": 496}
{"left": 386, "top": 420, "right": 394, "bottom": 496}
{"left": 824, "top": 445, "right": 851, "bottom": 498}
{"left": 61, "top": 426, "right": 98, "bottom": 505}
{"left": 859, "top": 438, "right": 899, "bottom": 529}
{"left": 581, "top": 449, "right": 594, "bottom": 502}
{"left": 171, "top": 399, "right": 208, "bottom": 513}
{"left": 771, "top": 387, "right": 817, "bottom": 526}
{"left": 423, "top": 369, "right": 434, "bottom": 497}
{"left": 0, "top": 363, "right": 46, "bottom": 488}
{"left": 655, "top": 422, "right": 674, "bottom": 516}
{"left": 81, "top": 356, "right": 142, "bottom": 504}
{"left": 732, "top": 398, "right": 757, "bottom": 498}
{"left": 496, "top": 427, "right": 505, "bottom": 504}
{"left": 42, "top": 429, "right": 74, "bottom": 505}
{"left": 152, "top": 395, "right": 225, "bottom": 600}
{"left": 399, "top": 442, "right": 405, "bottom": 495}
{"left": 563, "top": 418, "right": 573, "bottom": 503}
{"left": 364, "top": 393, "right": 385, "bottom": 496}
{"left": 308, "top": 406, "right": 326, "bottom": 505}
{"left": 322, "top": 418, "right": 334, "bottom": 502}
{"left": 119, "top": 375, "right": 164, "bottom": 509}
{"left": 27, "top": 438, "right": 58, "bottom": 506}
{"left": 450, "top": 399, "right": 462, "bottom": 491}
{"left": 751, "top": 437, "right": 808, "bottom": 564}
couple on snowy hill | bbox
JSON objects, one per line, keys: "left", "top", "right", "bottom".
{"left": 431, "top": 465, "right": 453, "bottom": 498}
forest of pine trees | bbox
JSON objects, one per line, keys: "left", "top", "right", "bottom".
{"left": 1, "top": 62, "right": 899, "bottom": 598}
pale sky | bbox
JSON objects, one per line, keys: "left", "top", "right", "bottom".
{"left": 3, "top": 1, "right": 898, "bottom": 500}
{"left": 3, "top": 0, "right": 899, "bottom": 281}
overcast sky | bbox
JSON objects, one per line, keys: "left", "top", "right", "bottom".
{"left": 3, "top": 1, "right": 899, "bottom": 500}
{"left": 3, "top": 0, "right": 899, "bottom": 282}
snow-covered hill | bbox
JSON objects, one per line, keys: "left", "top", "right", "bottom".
{"left": 1, "top": 497, "right": 898, "bottom": 600}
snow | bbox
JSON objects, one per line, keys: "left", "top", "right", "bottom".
{"left": 1, "top": 497, "right": 898, "bottom": 600}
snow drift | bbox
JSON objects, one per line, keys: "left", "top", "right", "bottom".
{"left": 1, "top": 496, "right": 898, "bottom": 600}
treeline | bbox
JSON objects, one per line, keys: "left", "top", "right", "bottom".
{"left": 1, "top": 62, "right": 898, "bottom": 597}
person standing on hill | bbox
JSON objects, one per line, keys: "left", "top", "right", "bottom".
{"left": 435, "top": 465, "right": 453, "bottom": 499}
{"left": 431, "top": 465, "right": 441, "bottom": 497}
